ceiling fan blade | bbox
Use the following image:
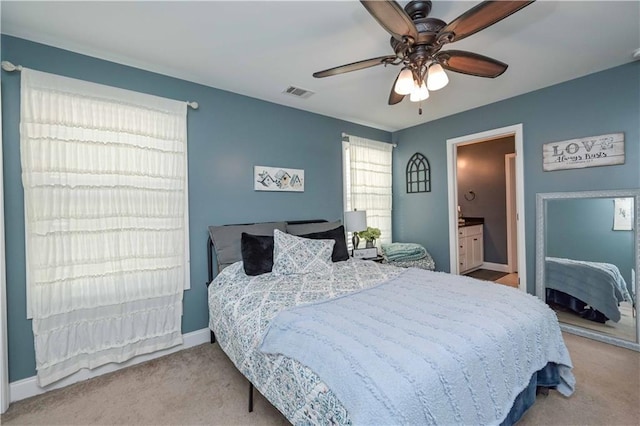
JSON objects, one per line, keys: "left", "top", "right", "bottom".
{"left": 435, "top": 50, "right": 508, "bottom": 78}
{"left": 360, "top": 0, "right": 418, "bottom": 42}
{"left": 438, "top": 1, "right": 535, "bottom": 44}
{"left": 313, "top": 55, "right": 396, "bottom": 78}
{"left": 388, "top": 71, "right": 405, "bottom": 105}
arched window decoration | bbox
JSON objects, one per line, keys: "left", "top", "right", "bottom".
{"left": 406, "top": 152, "right": 431, "bottom": 193}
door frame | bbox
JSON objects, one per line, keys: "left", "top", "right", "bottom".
{"left": 446, "top": 124, "right": 526, "bottom": 291}
{"left": 505, "top": 153, "right": 517, "bottom": 273}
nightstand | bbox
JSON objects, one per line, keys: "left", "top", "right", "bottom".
{"left": 352, "top": 255, "right": 384, "bottom": 263}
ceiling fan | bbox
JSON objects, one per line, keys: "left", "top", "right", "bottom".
{"left": 313, "top": 0, "right": 535, "bottom": 112}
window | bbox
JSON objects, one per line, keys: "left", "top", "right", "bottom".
{"left": 20, "top": 69, "right": 189, "bottom": 385}
{"left": 342, "top": 135, "right": 393, "bottom": 246}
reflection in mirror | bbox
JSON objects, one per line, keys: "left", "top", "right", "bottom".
{"left": 536, "top": 190, "right": 639, "bottom": 351}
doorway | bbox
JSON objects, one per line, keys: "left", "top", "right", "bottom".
{"left": 446, "top": 124, "right": 526, "bottom": 291}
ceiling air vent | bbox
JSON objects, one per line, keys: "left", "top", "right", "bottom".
{"left": 283, "top": 86, "right": 315, "bottom": 99}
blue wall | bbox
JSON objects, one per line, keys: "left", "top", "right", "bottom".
{"left": 3, "top": 34, "right": 639, "bottom": 384}
{"left": 392, "top": 62, "right": 640, "bottom": 292}
{"left": 1, "top": 36, "right": 392, "bottom": 382}
{"left": 546, "top": 197, "right": 634, "bottom": 293}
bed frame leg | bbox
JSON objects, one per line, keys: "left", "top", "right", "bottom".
{"left": 248, "top": 383, "right": 254, "bottom": 412}
{"left": 210, "top": 330, "right": 216, "bottom": 344}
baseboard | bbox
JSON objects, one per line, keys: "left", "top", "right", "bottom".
{"left": 481, "top": 262, "right": 510, "bottom": 273}
{"left": 9, "top": 327, "right": 210, "bottom": 403}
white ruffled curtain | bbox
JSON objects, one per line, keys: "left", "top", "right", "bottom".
{"left": 347, "top": 135, "right": 393, "bottom": 245}
{"left": 20, "top": 69, "right": 188, "bottom": 386}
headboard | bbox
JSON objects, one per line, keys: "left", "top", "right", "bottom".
{"left": 206, "top": 219, "right": 334, "bottom": 285}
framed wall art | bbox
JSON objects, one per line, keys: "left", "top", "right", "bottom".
{"left": 613, "top": 197, "right": 633, "bottom": 231}
{"left": 254, "top": 165, "right": 304, "bottom": 192}
{"left": 542, "top": 133, "right": 624, "bottom": 171}
{"left": 406, "top": 152, "right": 431, "bottom": 193}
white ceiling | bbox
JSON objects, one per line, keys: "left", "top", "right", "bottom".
{"left": 2, "top": 1, "right": 639, "bottom": 132}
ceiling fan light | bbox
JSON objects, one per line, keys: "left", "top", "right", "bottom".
{"left": 427, "top": 63, "right": 449, "bottom": 91}
{"left": 409, "top": 81, "right": 429, "bottom": 102}
{"left": 394, "top": 68, "right": 414, "bottom": 95}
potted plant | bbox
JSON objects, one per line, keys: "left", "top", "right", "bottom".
{"left": 356, "top": 227, "right": 381, "bottom": 248}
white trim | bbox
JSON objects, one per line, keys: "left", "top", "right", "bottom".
{"left": 342, "top": 141, "right": 359, "bottom": 251}
{"left": 24, "top": 197, "right": 31, "bottom": 318}
{"left": 505, "top": 153, "right": 518, "bottom": 273}
{"left": 183, "top": 123, "right": 191, "bottom": 290}
{"left": 447, "top": 124, "right": 526, "bottom": 292}
{"left": 481, "top": 262, "right": 510, "bottom": 273}
{"left": 559, "top": 323, "right": 639, "bottom": 352}
{"left": 342, "top": 140, "right": 350, "bottom": 212}
{"left": 0, "top": 85, "right": 10, "bottom": 413}
{"left": 9, "top": 328, "right": 210, "bottom": 403}
{"left": 446, "top": 141, "right": 459, "bottom": 275}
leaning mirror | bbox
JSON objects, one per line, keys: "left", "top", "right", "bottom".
{"left": 536, "top": 189, "right": 639, "bottom": 351}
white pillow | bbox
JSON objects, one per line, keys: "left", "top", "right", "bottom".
{"left": 272, "top": 229, "right": 335, "bottom": 275}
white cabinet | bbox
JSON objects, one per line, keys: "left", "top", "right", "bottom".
{"left": 458, "top": 224, "right": 483, "bottom": 273}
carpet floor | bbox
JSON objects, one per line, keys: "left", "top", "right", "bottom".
{"left": 2, "top": 333, "right": 638, "bottom": 425}
{"left": 553, "top": 302, "right": 636, "bottom": 343}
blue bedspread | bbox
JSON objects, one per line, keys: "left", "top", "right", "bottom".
{"left": 260, "top": 268, "right": 574, "bottom": 426}
{"left": 545, "top": 257, "right": 632, "bottom": 322}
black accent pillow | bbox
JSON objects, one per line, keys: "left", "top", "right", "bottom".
{"left": 302, "top": 225, "right": 349, "bottom": 262}
{"left": 241, "top": 233, "right": 275, "bottom": 276}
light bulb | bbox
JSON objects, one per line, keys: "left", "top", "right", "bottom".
{"left": 427, "top": 63, "right": 449, "bottom": 91}
{"left": 394, "top": 68, "right": 414, "bottom": 95}
{"left": 409, "top": 80, "right": 429, "bottom": 102}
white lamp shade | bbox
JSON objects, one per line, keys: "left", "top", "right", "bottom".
{"left": 394, "top": 68, "right": 414, "bottom": 95}
{"left": 344, "top": 210, "right": 367, "bottom": 232}
{"left": 409, "top": 80, "right": 429, "bottom": 102}
{"left": 427, "top": 63, "right": 449, "bottom": 91}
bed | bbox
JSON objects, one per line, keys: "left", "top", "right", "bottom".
{"left": 206, "top": 220, "right": 575, "bottom": 425}
{"left": 545, "top": 256, "right": 633, "bottom": 323}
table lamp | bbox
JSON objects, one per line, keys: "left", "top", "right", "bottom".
{"left": 344, "top": 210, "right": 367, "bottom": 250}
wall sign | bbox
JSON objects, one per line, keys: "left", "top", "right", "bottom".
{"left": 542, "top": 133, "right": 624, "bottom": 171}
{"left": 254, "top": 165, "right": 304, "bottom": 192}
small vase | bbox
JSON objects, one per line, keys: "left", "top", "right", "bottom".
{"left": 365, "top": 239, "right": 375, "bottom": 248}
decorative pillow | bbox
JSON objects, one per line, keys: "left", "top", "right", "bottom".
{"left": 241, "top": 233, "right": 275, "bottom": 276}
{"left": 286, "top": 220, "right": 341, "bottom": 236}
{"left": 272, "top": 229, "right": 335, "bottom": 275}
{"left": 208, "top": 222, "right": 286, "bottom": 269}
{"left": 301, "top": 225, "right": 349, "bottom": 262}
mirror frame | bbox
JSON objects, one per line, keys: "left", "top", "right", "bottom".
{"left": 536, "top": 189, "right": 640, "bottom": 352}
